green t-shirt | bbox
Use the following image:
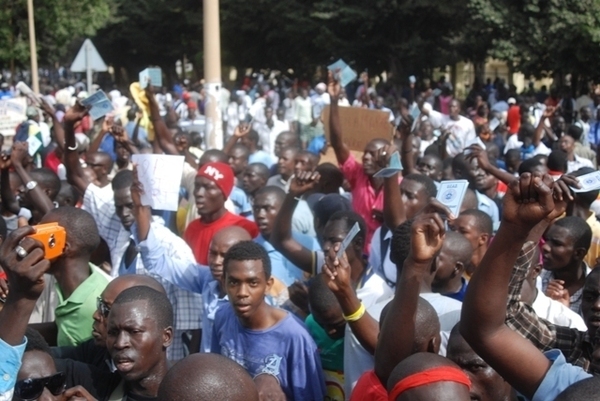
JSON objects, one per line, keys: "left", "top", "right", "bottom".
{"left": 305, "top": 314, "right": 344, "bottom": 372}
{"left": 55, "top": 264, "right": 110, "bottom": 347}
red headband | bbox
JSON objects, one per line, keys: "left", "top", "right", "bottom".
{"left": 388, "top": 366, "right": 471, "bottom": 401}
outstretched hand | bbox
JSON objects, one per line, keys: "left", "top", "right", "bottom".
{"left": 131, "top": 165, "right": 145, "bottom": 208}
{"left": 327, "top": 71, "right": 341, "bottom": 100}
{"left": 375, "top": 144, "right": 398, "bottom": 169}
{"left": 63, "top": 102, "right": 89, "bottom": 126}
{"left": 322, "top": 244, "right": 352, "bottom": 294}
{"left": 234, "top": 123, "right": 251, "bottom": 138}
{"left": 465, "top": 145, "right": 492, "bottom": 172}
{"left": 10, "top": 142, "right": 29, "bottom": 167}
{"left": 502, "top": 173, "right": 555, "bottom": 229}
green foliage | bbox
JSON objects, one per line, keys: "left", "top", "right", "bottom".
{"left": 0, "top": 0, "right": 113, "bottom": 68}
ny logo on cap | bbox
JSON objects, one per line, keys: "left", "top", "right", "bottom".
{"left": 204, "top": 166, "right": 224, "bottom": 181}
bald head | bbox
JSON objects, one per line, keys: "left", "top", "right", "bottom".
{"left": 107, "top": 274, "right": 166, "bottom": 295}
{"left": 388, "top": 353, "right": 471, "bottom": 401}
{"left": 208, "top": 226, "right": 253, "bottom": 280}
{"left": 460, "top": 189, "right": 478, "bottom": 212}
{"left": 443, "top": 232, "right": 473, "bottom": 267}
{"left": 157, "top": 353, "right": 259, "bottom": 401}
{"left": 200, "top": 149, "right": 228, "bottom": 165}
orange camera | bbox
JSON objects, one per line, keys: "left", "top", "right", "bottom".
{"left": 28, "top": 223, "right": 66, "bottom": 260}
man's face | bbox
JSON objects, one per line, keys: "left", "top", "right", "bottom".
{"left": 17, "top": 351, "right": 63, "bottom": 401}
{"left": 581, "top": 270, "right": 600, "bottom": 338}
{"left": 225, "top": 259, "right": 272, "bottom": 323}
{"left": 432, "top": 243, "right": 456, "bottom": 289}
{"left": 450, "top": 215, "right": 484, "bottom": 252}
{"left": 115, "top": 142, "right": 130, "bottom": 164}
{"left": 400, "top": 179, "right": 428, "bottom": 220}
{"left": 466, "top": 163, "right": 492, "bottom": 192}
{"left": 581, "top": 108, "right": 591, "bottom": 121}
{"left": 228, "top": 148, "right": 248, "bottom": 175}
{"left": 92, "top": 280, "right": 131, "bottom": 347}
{"left": 252, "top": 192, "right": 282, "bottom": 237}
{"left": 87, "top": 154, "right": 109, "bottom": 180}
{"left": 417, "top": 155, "right": 442, "bottom": 181}
{"left": 321, "top": 220, "right": 360, "bottom": 264}
{"left": 107, "top": 300, "right": 171, "bottom": 382}
{"left": 194, "top": 176, "right": 225, "bottom": 215}
{"left": 449, "top": 100, "right": 460, "bottom": 119}
{"left": 311, "top": 304, "right": 346, "bottom": 340}
{"left": 362, "top": 141, "right": 386, "bottom": 176}
{"left": 265, "top": 107, "right": 274, "bottom": 122}
{"left": 542, "top": 225, "right": 577, "bottom": 272}
{"left": 294, "top": 154, "right": 315, "bottom": 176}
{"left": 114, "top": 188, "right": 135, "bottom": 230}
{"left": 558, "top": 135, "right": 574, "bottom": 155}
{"left": 553, "top": 117, "right": 566, "bottom": 134}
{"left": 277, "top": 149, "right": 296, "bottom": 179}
{"left": 208, "top": 236, "right": 240, "bottom": 281}
{"left": 447, "top": 333, "right": 511, "bottom": 401}
{"left": 242, "top": 166, "right": 267, "bottom": 196}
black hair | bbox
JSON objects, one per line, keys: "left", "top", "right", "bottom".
{"left": 328, "top": 211, "right": 367, "bottom": 245}
{"left": 0, "top": 215, "right": 6, "bottom": 240}
{"left": 315, "top": 163, "right": 344, "bottom": 192}
{"left": 451, "top": 154, "right": 468, "bottom": 179}
{"left": 44, "top": 206, "right": 100, "bottom": 257}
{"left": 518, "top": 123, "right": 536, "bottom": 139}
{"left": 224, "top": 241, "right": 271, "bottom": 279}
{"left": 111, "top": 169, "right": 133, "bottom": 191}
{"left": 459, "top": 209, "right": 493, "bottom": 236}
{"left": 555, "top": 377, "right": 600, "bottom": 400}
{"left": 390, "top": 219, "right": 413, "bottom": 268}
{"left": 553, "top": 216, "right": 592, "bottom": 252}
{"left": 505, "top": 148, "right": 521, "bottom": 162}
{"left": 547, "top": 151, "right": 568, "bottom": 173}
{"left": 308, "top": 274, "right": 340, "bottom": 314}
{"left": 231, "top": 143, "right": 250, "bottom": 158}
{"left": 277, "top": 131, "right": 301, "bottom": 149}
{"left": 247, "top": 162, "right": 270, "bottom": 180}
{"left": 518, "top": 158, "right": 543, "bottom": 175}
{"left": 246, "top": 129, "right": 259, "bottom": 144}
{"left": 24, "top": 327, "right": 51, "bottom": 354}
{"left": 88, "top": 152, "right": 114, "bottom": 173}
{"left": 404, "top": 173, "right": 437, "bottom": 198}
{"left": 297, "top": 149, "right": 321, "bottom": 167}
{"left": 113, "top": 286, "right": 173, "bottom": 329}
{"left": 572, "top": 167, "right": 600, "bottom": 206}
{"left": 200, "top": 149, "right": 229, "bottom": 165}
{"left": 30, "top": 168, "right": 61, "bottom": 200}
{"left": 254, "top": 185, "right": 286, "bottom": 203}
{"left": 566, "top": 125, "right": 584, "bottom": 142}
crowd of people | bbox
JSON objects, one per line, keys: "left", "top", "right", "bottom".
{"left": 1, "top": 69, "right": 600, "bottom": 401}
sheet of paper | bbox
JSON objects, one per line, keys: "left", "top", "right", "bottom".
{"left": 489, "top": 117, "right": 500, "bottom": 132}
{"left": 572, "top": 171, "right": 600, "bottom": 193}
{"left": 436, "top": 180, "right": 469, "bottom": 218}
{"left": 373, "top": 151, "right": 403, "bottom": 178}
{"left": 327, "top": 59, "right": 357, "bottom": 87}
{"left": 139, "top": 68, "right": 163, "bottom": 89}
{"left": 464, "top": 137, "right": 486, "bottom": 155}
{"left": 89, "top": 99, "right": 115, "bottom": 120}
{"left": 26, "top": 135, "right": 42, "bottom": 156}
{"left": 81, "top": 90, "right": 108, "bottom": 107}
{"left": 131, "top": 154, "right": 184, "bottom": 211}
{"left": 336, "top": 222, "right": 361, "bottom": 259}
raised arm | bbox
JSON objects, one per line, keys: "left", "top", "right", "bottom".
{"left": 270, "top": 171, "right": 320, "bottom": 273}
{"left": 0, "top": 156, "right": 20, "bottom": 215}
{"left": 145, "top": 86, "right": 179, "bottom": 155}
{"left": 88, "top": 116, "right": 112, "bottom": 155}
{"left": 322, "top": 246, "right": 379, "bottom": 354}
{"left": 375, "top": 145, "right": 406, "bottom": 230}
{"left": 223, "top": 124, "right": 250, "bottom": 156}
{"left": 399, "top": 120, "right": 418, "bottom": 177}
{"left": 111, "top": 124, "right": 139, "bottom": 156}
{"left": 39, "top": 99, "right": 65, "bottom": 152}
{"left": 64, "top": 104, "right": 92, "bottom": 195}
{"left": 465, "top": 144, "right": 517, "bottom": 186}
{"left": 534, "top": 106, "right": 555, "bottom": 147}
{"left": 11, "top": 142, "right": 54, "bottom": 215}
{"left": 328, "top": 72, "right": 350, "bottom": 165}
{"left": 375, "top": 200, "right": 449, "bottom": 385}
{"left": 460, "top": 173, "right": 560, "bottom": 399}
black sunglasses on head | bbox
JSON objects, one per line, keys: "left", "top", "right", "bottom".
{"left": 14, "top": 371, "right": 66, "bottom": 400}
{"left": 97, "top": 296, "right": 111, "bottom": 318}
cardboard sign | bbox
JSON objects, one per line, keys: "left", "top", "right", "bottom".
{"left": 131, "top": 154, "right": 184, "bottom": 211}
{"left": 0, "top": 98, "right": 27, "bottom": 139}
{"left": 322, "top": 106, "right": 393, "bottom": 151}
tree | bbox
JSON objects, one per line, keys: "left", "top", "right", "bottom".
{"left": 0, "top": 0, "right": 114, "bottom": 69}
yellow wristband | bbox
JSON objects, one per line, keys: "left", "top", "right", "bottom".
{"left": 343, "top": 303, "right": 366, "bottom": 322}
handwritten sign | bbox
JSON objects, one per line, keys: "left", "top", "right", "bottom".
{"left": 0, "top": 98, "right": 27, "bottom": 139}
{"left": 131, "top": 154, "right": 184, "bottom": 211}
{"left": 322, "top": 105, "right": 394, "bottom": 151}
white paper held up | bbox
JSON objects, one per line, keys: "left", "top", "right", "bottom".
{"left": 131, "top": 154, "right": 184, "bottom": 211}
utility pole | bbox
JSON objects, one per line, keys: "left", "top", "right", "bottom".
{"left": 27, "top": 0, "right": 39, "bottom": 93}
{"left": 203, "top": 0, "right": 223, "bottom": 149}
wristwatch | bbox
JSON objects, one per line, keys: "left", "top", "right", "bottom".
{"left": 25, "top": 180, "right": 38, "bottom": 192}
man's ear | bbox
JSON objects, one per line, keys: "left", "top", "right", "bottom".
{"left": 574, "top": 247, "right": 588, "bottom": 262}
{"left": 478, "top": 233, "right": 490, "bottom": 247}
{"left": 265, "top": 276, "right": 274, "bottom": 294}
{"left": 531, "top": 263, "right": 543, "bottom": 280}
{"left": 162, "top": 326, "right": 173, "bottom": 349}
{"left": 453, "top": 261, "right": 465, "bottom": 278}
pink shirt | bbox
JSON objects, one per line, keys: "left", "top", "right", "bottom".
{"left": 340, "top": 154, "right": 384, "bottom": 250}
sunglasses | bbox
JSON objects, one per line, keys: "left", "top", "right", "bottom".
{"left": 97, "top": 297, "right": 111, "bottom": 318}
{"left": 14, "top": 372, "right": 66, "bottom": 400}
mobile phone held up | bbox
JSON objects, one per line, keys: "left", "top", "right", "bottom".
{"left": 27, "top": 223, "right": 66, "bottom": 261}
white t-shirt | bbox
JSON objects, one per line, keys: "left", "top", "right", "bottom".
{"left": 427, "top": 110, "right": 476, "bottom": 157}
{"left": 532, "top": 291, "right": 588, "bottom": 331}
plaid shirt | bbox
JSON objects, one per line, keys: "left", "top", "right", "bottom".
{"left": 506, "top": 241, "right": 594, "bottom": 372}
{"left": 83, "top": 184, "right": 202, "bottom": 361}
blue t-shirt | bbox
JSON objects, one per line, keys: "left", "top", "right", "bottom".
{"left": 211, "top": 303, "right": 326, "bottom": 400}
{"left": 531, "top": 349, "right": 591, "bottom": 401}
